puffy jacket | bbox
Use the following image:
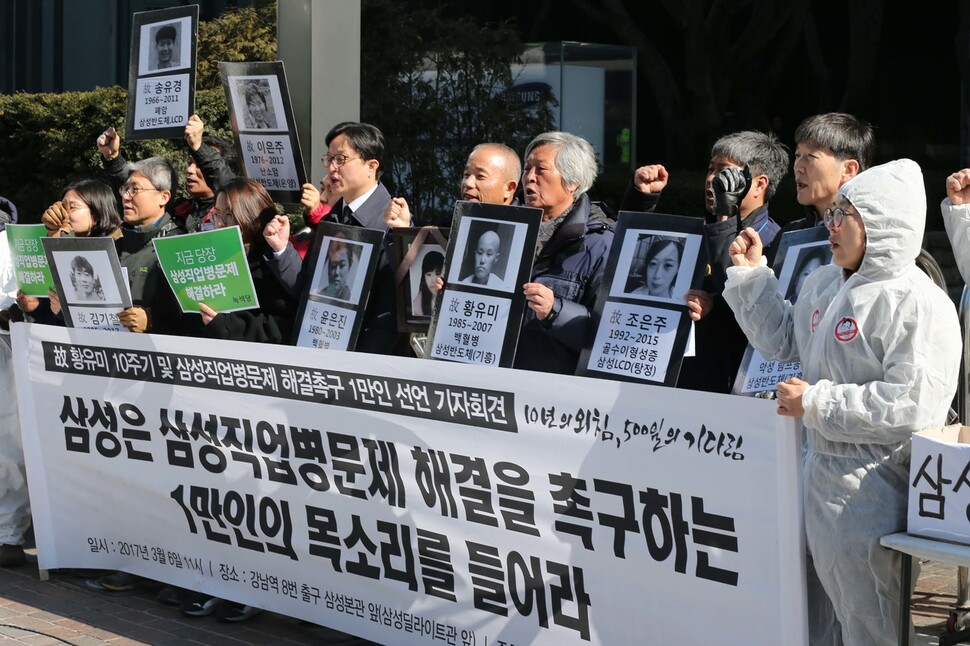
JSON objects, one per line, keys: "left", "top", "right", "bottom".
{"left": 514, "top": 194, "right": 614, "bottom": 374}
{"left": 116, "top": 212, "right": 185, "bottom": 333}
{"left": 188, "top": 246, "right": 298, "bottom": 344}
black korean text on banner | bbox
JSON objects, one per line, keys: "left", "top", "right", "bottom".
{"left": 13, "top": 324, "right": 807, "bottom": 645}
{"left": 731, "top": 226, "right": 831, "bottom": 396}
{"left": 125, "top": 5, "right": 198, "bottom": 141}
{"left": 427, "top": 201, "right": 541, "bottom": 368}
{"left": 577, "top": 212, "right": 706, "bottom": 386}
{"left": 293, "top": 222, "right": 385, "bottom": 351}
{"left": 219, "top": 61, "right": 307, "bottom": 205}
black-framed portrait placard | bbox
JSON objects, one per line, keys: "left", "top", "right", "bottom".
{"left": 577, "top": 212, "right": 706, "bottom": 386}
{"left": 42, "top": 237, "right": 132, "bottom": 332}
{"left": 219, "top": 61, "right": 307, "bottom": 205}
{"left": 391, "top": 227, "right": 450, "bottom": 333}
{"left": 732, "top": 226, "right": 832, "bottom": 396}
{"left": 125, "top": 5, "right": 198, "bottom": 141}
{"left": 293, "top": 222, "right": 384, "bottom": 351}
{"left": 426, "top": 201, "right": 541, "bottom": 368}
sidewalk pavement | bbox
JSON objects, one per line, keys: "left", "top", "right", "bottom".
{"left": 0, "top": 547, "right": 374, "bottom": 645}
{"left": 0, "top": 546, "right": 963, "bottom": 645}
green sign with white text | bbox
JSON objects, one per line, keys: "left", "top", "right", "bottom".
{"left": 153, "top": 227, "right": 258, "bottom": 313}
{"left": 7, "top": 224, "right": 55, "bottom": 297}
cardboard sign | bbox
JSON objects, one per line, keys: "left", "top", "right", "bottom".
{"left": 220, "top": 61, "right": 307, "bottom": 205}
{"left": 7, "top": 224, "right": 54, "bottom": 297}
{"left": 578, "top": 212, "right": 706, "bottom": 386}
{"left": 125, "top": 5, "right": 198, "bottom": 141}
{"left": 732, "top": 227, "right": 832, "bottom": 396}
{"left": 392, "top": 226, "right": 450, "bottom": 333}
{"left": 42, "top": 237, "right": 132, "bottom": 331}
{"left": 294, "top": 222, "right": 385, "bottom": 351}
{"left": 427, "top": 201, "right": 541, "bottom": 368}
{"left": 153, "top": 227, "right": 258, "bottom": 314}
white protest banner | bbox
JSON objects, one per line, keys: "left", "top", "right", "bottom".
{"left": 13, "top": 323, "right": 806, "bottom": 646}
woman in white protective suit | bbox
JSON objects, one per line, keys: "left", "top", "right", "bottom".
{"left": 724, "top": 158, "right": 961, "bottom": 645}
{"left": 0, "top": 196, "right": 27, "bottom": 568}
{"left": 941, "top": 167, "right": 970, "bottom": 285}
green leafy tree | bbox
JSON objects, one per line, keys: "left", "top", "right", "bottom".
{"left": 0, "top": 2, "right": 276, "bottom": 220}
{"left": 1, "top": 0, "right": 556, "bottom": 224}
{"left": 361, "top": 0, "right": 556, "bottom": 223}
{"left": 0, "top": 89, "right": 231, "bottom": 220}
{"left": 196, "top": 2, "right": 277, "bottom": 91}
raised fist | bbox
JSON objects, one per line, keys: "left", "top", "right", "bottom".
{"left": 42, "top": 201, "right": 71, "bottom": 236}
{"left": 712, "top": 165, "right": 752, "bottom": 219}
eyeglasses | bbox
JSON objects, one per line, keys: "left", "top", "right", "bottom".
{"left": 119, "top": 185, "right": 160, "bottom": 198}
{"left": 323, "top": 154, "right": 361, "bottom": 168}
{"left": 823, "top": 206, "right": 853, "bottom": 229}
{"left": 212, "top": 209, "right": 234, "bottom": 226}
{"left": 65, "top": 200, "right": 88, "bottom": 212}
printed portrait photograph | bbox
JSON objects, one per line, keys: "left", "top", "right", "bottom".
{"left": 610, "top": 230, "right": 702, "bottom": 304}
{"left": 310, "top": 236, "right": 370, "bottom": 304}
{"left": 231, "top": 76, "right": 287, "bottom": 131}
{"left": 447, "top": 217, "right": 527, "bottom": 294}
{"left": 778, "top": 242, "right": 832, "bottom": 304}
{"left": 407, "top": 244, "right": 446, "bottom": 319}
{"left": 138, "top": 18, "right": 191, "bottom": 75}
{"left": 51, "top": 251, "right": 123, "bottom": 305}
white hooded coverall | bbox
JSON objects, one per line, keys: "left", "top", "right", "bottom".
{"left": 724, "top": 159, "right": 961, "bottom": 645}
{"left": 0, "top": 229, "right": 30, "bottom": 546}
{"left": 942, "top": 192, "right": 970, "bottom": 286}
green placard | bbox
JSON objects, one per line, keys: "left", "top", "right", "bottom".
{"left": 7, "top": 224, "right": 55, "bottom": 297}
{"left": 153, "top": 227, "right": 258, "bottom": 313}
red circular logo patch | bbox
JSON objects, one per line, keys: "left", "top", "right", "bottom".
{"left": 834, "top": 317, "right": 859, "bottom": 342}
{"left": 811, "top": 309, "right": 820, "bottom": 333}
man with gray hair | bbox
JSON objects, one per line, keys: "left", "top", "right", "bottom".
{"left": 87, "top": 155, "right": 184, "bottom": 593}
{"left": 702, "top": 130, "right": 789, "bottom": 269}
{"left": 109, "top": 154, "right": 185, "bottom": 335}
{"left": 679, "top": 130, "right": 789, "bottom": 393}
{"left": 515, "top": 130, "right": 614, "bottom": 374}
{"left": 625, "top": 130, "right": 789, "bottom": 393}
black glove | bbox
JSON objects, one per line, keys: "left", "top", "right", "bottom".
{"left": 712, "top": 165, "right": 752, "bottom": 219}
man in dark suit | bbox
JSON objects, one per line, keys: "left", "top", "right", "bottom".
{"left": 263, "top": 122, "right": 401, "bottom": 354}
